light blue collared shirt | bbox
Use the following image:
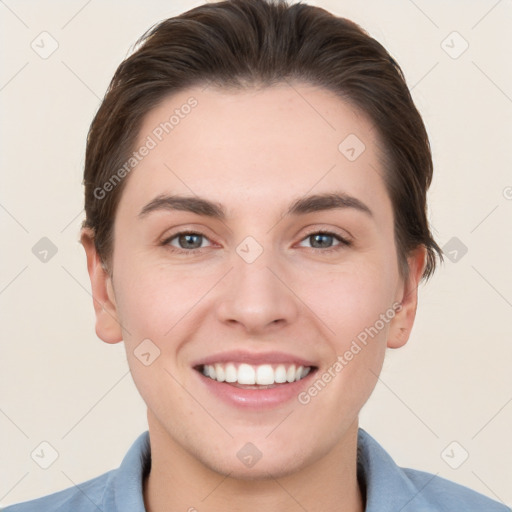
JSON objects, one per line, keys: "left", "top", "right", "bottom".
{"left": 2, "top": 429, "right": 509, "bottom": 511}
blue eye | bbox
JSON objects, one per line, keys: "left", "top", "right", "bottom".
{"left": 298, "top": 231, "right": 351, "bottom": 252}
{"left": 164, "top": 232, "right": 210, "bottom": 251}
{"left": 161, "top": 229, "right": 351, "bottom": 255}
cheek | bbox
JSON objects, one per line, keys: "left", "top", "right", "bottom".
{"left": 294, "top": 270, "right": 394, "bottom": 447}
{"left": 302, "top": 259, "right": 398, "bottom": 340}
{"left": 111, "top": 262, "right": 211, "bottom": 414}
{"left": 113, "top": 258, "right": 221, "bottom": 342}
{"left": 296, "top": 257, "right": 398, "bottom": 404}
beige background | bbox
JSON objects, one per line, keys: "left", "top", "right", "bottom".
{"left": 1, "top": 0, "right": 511, "bottom": 507}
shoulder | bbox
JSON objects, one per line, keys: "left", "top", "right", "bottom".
{"left": 357, "top": 428, "right": 510, "bottom": 512}
{"left": 0, "top": 470, "right": 114, "bottom": 512}
{"left": 2, "top": 431, "right": 150, "bottom": 512}
{"left": 401, "top": 466, "right": 509, "bottom": 511}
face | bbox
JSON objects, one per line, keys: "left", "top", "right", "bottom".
{"left": 83, "top": 82, "right": 425, "bottom": 479}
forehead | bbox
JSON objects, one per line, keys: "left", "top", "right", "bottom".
{"left": 119, "top": 82, "right": 391, "bottom": 220}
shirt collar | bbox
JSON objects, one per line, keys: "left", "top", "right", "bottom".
{"left": 108, "top": 428, "right": 425, "bottom": 512}
{"left": 357, "top": 427, "right": 433, "bottom": 511}
{"left": 110, "top": 430, "right": 151, "bottom": 511}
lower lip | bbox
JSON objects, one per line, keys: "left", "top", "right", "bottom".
{"left": 195, "top": 369, "right": 317, "bottom": 409}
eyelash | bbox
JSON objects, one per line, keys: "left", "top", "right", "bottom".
{"left": 160, "top": 229, "right": 352, "bottom": 256}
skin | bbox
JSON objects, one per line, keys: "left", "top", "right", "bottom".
{"left": 81, "top": 82, "right": 426, "bottom": 512}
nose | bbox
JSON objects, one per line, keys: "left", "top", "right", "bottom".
{"left": 215, "top": 245, "right": 300, "bottom": 334}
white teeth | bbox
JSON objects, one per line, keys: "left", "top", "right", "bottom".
{"left": 201, "top": 362, "right": 312, "bottom": 385}
{"left": 274, "top": 364, "right": 287, "bottom": 383}
{"left": 286, "top": 364, "right": 296, "bottom": 383}
{"left": 238, "top": 363, "right": 256, "bottom": 384}
{"left": 207, "top": 365, "right": 216, "bottom": 379}
{"left": 225, "top": 363, "right": 237, "bottom": 383}
{"left": 255, "top": 364, "right": 274, "bottom": 385}
{"left": 215, "top": 364, "right": 225, "bottom": 382}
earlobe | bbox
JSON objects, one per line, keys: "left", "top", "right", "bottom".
{"left": 80, "top": 228, "right": 123, "bottom": 344}
{"left": 387, "top": 246, "right": 427, "bottom": 349}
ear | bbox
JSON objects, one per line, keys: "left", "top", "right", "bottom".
{"left": 80, "top": 227, "right": 123, "bottom": 344}
{"left": 387, "top": 246, "right": 427, "bottom": 349}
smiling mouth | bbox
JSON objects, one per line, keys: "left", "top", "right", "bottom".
{"left": 195, "top": 362, "right": 317, "bottom": 388}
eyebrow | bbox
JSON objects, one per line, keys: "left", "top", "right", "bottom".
{"left": 138, "top": 191, "right": 373, "bottom": 220}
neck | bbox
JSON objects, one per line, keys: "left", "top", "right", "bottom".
{"left": 143, "top": 414, "right": 364, "bottom": 512}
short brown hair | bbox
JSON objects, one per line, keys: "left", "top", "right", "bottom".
{"left": 82, "top": 0, "right": 443, "bottom": 280}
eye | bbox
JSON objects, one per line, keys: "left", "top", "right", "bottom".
{"left": 161, "top": 229, "right": 352, "bottom": 256}
{"left": 297, "top": 230, "right": 351, "bottom": 253}
{"left": 162, "top": 231, "right": 213, "bottom": 254}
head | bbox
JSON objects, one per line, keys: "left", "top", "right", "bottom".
{"left": 80, "top": 0, "right": 442, "bottom": 479}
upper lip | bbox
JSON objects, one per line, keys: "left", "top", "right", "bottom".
{"left": 192, "top": 350, "right": 317, "bottom": 368}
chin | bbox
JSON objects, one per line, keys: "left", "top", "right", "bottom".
{"left": 204, "top": 451, "right": 310, "bottom": 481}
